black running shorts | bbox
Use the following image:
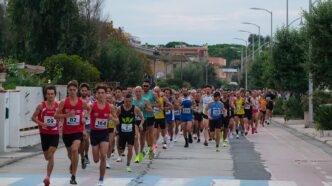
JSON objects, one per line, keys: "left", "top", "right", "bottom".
{"left": 209, "top": 119, "right": 222, "bottom": 132}
{"left": 62, "top": 132, "right": 83, "bottom": 148}
{"left": 40, "top": 134, "right": 59, "bottom": 152}
{"left": 118, "top": 133, "right": 135, "bottom": 150}
{"left": 90, "top": 130, "right": 109, "bottom": 146}
{"left": 154, "top": 119, "right": 166, "bottom": 129}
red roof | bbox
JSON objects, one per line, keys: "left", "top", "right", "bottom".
{"left": 208, "top": 57, "right": 226, "bottom": 66}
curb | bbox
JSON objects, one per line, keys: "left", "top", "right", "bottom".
{"left": 0, "top": 144, "right": 65, "bottom": 168}
{"left": 272, "top": 119, "right": 332, "bottom": 148}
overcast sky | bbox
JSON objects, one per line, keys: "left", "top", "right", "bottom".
{"left": 103, "top": 0, "right": 310, "bottom": 45}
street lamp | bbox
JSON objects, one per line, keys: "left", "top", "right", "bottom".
{"left": 239, "top": 30, "right": 255, "bottom": 61}
{"left": 250, "top": 7, "right": 273, "bottom": 52}
{"left": 288, "top": 16, "right": 304, "bottom": 27}
{"left": 234, "top": 38, "right": 248, "bottom": 90}
{"left": 243, "top": 22, "right": 261, "bottom": 56}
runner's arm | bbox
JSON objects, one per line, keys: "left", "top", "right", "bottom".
{"left": 31, "top": 104, "right": 47, "bottom": 128}
{"left": 55, "top": 100, "right": 73, "bottom": 119}
{"left": 134, "top": 106, "right": 145, "bottom": 127}
{"left": 109, "top": 103, "right": 119, "bottom": 124}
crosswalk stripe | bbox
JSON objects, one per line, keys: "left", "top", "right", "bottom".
{"left": 37, "top": 178, "right": 68, "bottom": 186}
{"left": 212, "top": 180, "right": 297, "bottom": 186}
{"left": 155, "top": 178, "right": 191, "bottom": 186}
{"left": 322, "top": 182, "right": 332, "bottom": 186}
{"left": 0, "top": 178, "right": 23, "bottom": 186}
{"left": 103, "top": 178, "right": 133, "bottom": 185}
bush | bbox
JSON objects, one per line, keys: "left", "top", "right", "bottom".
{"left": 273, "top": 97, "right": 285, "bottom": 116}
{"left": 43, "top": 53, "right": 100, "bottom": 84}
{"left": 315, "top": 104, "right": 332, "bottom": 130}
{"left": 284, "top": 96, "right": 304, "bottom": 120}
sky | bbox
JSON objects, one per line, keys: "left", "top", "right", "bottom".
{"left": 103, "top": 0, "right": 310, "bottom": 45}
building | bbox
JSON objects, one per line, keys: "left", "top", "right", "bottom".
{"left": 208, "top": 57, "right": 227, "bottom": 80}
{"left": 158, "top": 45, "right": 209, "bottom": 63}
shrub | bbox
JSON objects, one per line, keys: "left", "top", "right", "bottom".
{"left": 284, "top": 96, "right": 303, "bottom": 120}
{"left": 315, "top": 104, "right": 332, "bottom": 130}
{"left": 273, "top": 97, "right": 285, "bottom": 116}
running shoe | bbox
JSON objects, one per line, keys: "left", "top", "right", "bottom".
{"left": 148, "top": 147, "right": 153, "bottom": 160}
{"left": 216, "top": 147, "right": 220, "bottom": 152}
{"left": 127, "top": 166, "right": 132, "bottom": 172}
{"left": 134, "top": 155, "right": 140, "bottom": 163}
{"left": 121, "top": 153, "right": 126, "bottom": 157}
{"left": 81, "top": 159, "right": 86, "bottom": 169}
{"left": 184, "top": 143, "right": 189, "bottom": 148}
{"left": 174, "top": 135, "right": 177, "bottom": 142}
{"left": 188, "top": 135, "right": 193, "bottom": 143}
{"left": 116, "top": 157, "right": 122, "bottom": 162}
{"left": 70, "top": 177, "right": 77, "bottom": 185}
{"left": 204, "top": 141, "right": 208, "bottom": 146}
{"left": 84, "top": 155, "right": 90, "bottom": 164}
{"left": 98, "top": 180, "right": 104, "bottom": 186}
{"left": 222, "top": 141, "right": 228, "bottom": 147}
{"left": 43, "top": 176, "right": 50, "bottom": 186}
{"left": 106, "top": 158, "right": 111, "bottom": 169}
{"left": 162, "top": 144, "right": 168, "bottom": 149}
{"left": 197, "top": 138, "right": 201, "bottom": 143}
{"left": 236, "top": 134, "right": 239, "bottom": 139}
{"left": 138, "top": 152, "right": 144, "bottom": 162}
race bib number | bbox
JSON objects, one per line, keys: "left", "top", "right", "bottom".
{"left": 44, "top": 116, "right": 56, "bottom": 127}
{"left": 182, "top": 108, "right": 191, "bottom": 114}
{"left": 212, "top": 109, "right": 221, "bottom": 116}
{"left": 174, "top": 110, "right": 181, "bottom": 116}
{"left": 245, "top": 105, "right": 251, "bottom": 110}
{"left": 121, "top": 124, "right": 133, "bottom": 132}
{"left": 67, "top": 115, "right": 80, "bottom": 126}
{"left": 85, "top": 117, "right": 90, "bottom": 125}
{"left": 153, "top": 107, "right": 162, "bottom": 115}
{"left": 236, "top": 106, "right": 241, "bottom": 111}
{"left": 95, "top": 118, "right": 108, "bottom": 129}
{"left": 165, "top": 110, "right": 171, "bottom": 115}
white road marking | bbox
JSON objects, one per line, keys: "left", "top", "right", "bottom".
{"left": 325, "top": 176, "right": 332, "bottom": 180}
{"left": 212, "top": 180, "right": 297, "bottom": 186}
{"left": 322, "top": 181, "right": 332, "bottom": 186}
{"left": 103, "top": 178, "right": 133, "bottom": 185}
{"left": 268, "top": 181, "right": 298, "bottom": 186}
{"left": 155, "top": 178, "right": 191, "bottom": 186}
{"left": 316, "top": 166, "right": 322, "bottom": 170}
{"left": 212, "top": 179, "right": 241, "bottom": 186}
{"left": 0, "top": 178, "right": 23, "bottom": 186}
{"left": 37, "top": 178, "right": 68, "bottom": 186}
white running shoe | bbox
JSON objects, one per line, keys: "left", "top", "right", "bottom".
{"left": 174, "top": 135, "right": 178, "bottom": 142}
{"left": 162, "top": 144, "right": 168, "bottom": 149}
{"left": 106, "top": 159, "right": 111, "bottom": 169}
{"left": 236, "top": 134, "right": 239, "bottom": 139}
{"left": 98, "top": 180, "right": 104, "bottom": 186}
{"left": 116, "top": 157, "right": 122, "bottom": 162}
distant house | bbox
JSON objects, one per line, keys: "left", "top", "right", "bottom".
{"left": 208, "top": 57, "right": 227, "bottom": 80}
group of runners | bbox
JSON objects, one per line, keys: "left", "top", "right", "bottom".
{"left": 31, "top": 79, "right": 276, "bottom": 186}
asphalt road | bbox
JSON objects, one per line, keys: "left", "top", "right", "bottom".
{"left": 0, "top": 121, "right": 331, "bottom": 186}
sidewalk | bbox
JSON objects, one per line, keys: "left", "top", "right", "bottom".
{"left": 0, "top": 142, "right": 64, "bottom": 168}
{"left": 272, "top": 117, "right": 332, "bottom": 147}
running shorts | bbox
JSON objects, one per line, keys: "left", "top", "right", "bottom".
{"left": 90, "top": 130, "right": 109, "bottom": 146}
{"left": 62, "top": 132, "right": 83, "bottom": 148}
{"left": 40, "top": 134, "right": 59, "bottom": 152}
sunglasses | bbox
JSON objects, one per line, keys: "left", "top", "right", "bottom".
{"left": 143, "top": 85, "right": 149, "bottom": 87}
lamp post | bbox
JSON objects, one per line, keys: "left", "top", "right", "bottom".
{"left": 243, "top": 22, "right": 261, "bottom": 56}
{"left": 250, "top": 7, "right": 273, "bottom": 53}
{"left": 234, "top": 38, "right": 248, "bottom": 90}
{"left": 308, "top": 0, "right": 314, "bottom": 128}
{"left": 239, "top": 30, "right": 255, "bottom": 61}
{"left": 288, "top": 16, "right": 304, "bottom": 27}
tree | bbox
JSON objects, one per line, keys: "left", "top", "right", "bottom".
{"left": 248, "top": 51, "right": 273, "bottom": 89}
{"left": 304, "top": 0, "right": 332, "bottom": 88}
{"left": 43, "top": 53, "right": 100, "bottom": 84}
{"left": 271, "top": 27, "right": 308, "bottom": 93}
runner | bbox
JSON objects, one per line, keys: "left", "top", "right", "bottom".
{"left": 106, "top": 92, "right": 117, "bottom": 169}
{"left": 243, "top": 90, "right": 253, "bottom": 136}
{"left": 133, "top": 86, "right": 152, "bottom": 163}
{"left": 117, "top": 94, "right": 144, "bottom": 172}
{"left": 79, "top": 83, "right": 92, "bottom": 169}
{"left": 180, "top": 87, "right": 196, "bottom": 148}
{"left": 265, "top": 90, "right": 276, "bottom": 125}
{"left": 201, "top": 85, "right": 213, "bottom": 146}
{"left": 153, "top": 86, "right": 172, "bottom": 150}
{"left": 252, "top": 91, "right": 260, "bottom": 133}
{"left": 164, "top": 88, "right": 175, "bottom": 142}
{"left": 89, "top": 84, "right": 119, "bottom": 186}
{"left": 221, "top": 91, "right": 231, "bottom": 146}
{"left": 55, "top": 80, "right": 90, "bottom": 185}
{"left": 259, "top": 94, "right": 267, "bottom": 127}
{"left": 173, "top": 91, "right": 182, "bottom": 142}
{"left": 31, "top": 85, "right": 59, "bottom": 186}
{"left": 205, "top": 91, "right": 227, "bottom": 152}
{"left": 193, "top": 91, "right": 203, "bottom": 143}
{"left": 114, "top": 87, "right": 125, "bottom": 162}
{"left": 142, "top": 80, "right": 160, "bottom": 160}
{"left": 234, "top": 91, "right": 245, "bottom": 139}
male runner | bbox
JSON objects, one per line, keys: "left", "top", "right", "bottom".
{"left": 173, "top": 91, "right": 182, "bottom": 142}
{"left": 55, "top": 80, "right": 90, "bottom": 185}
{"left": 106, "top": 92, "right": 117, "bottom": 169}
{"left": 164, "top": 88, "right": 175, "bottom": 142}
{"left": 201, "top": 85, "right": 213, "bottom": 146}
{"left": 180, "top": 88, "right": 196, "bottom": 148}
{"left": 32, "top": 85, "right": 59, "bottom": 186}
{"left": 90, "top": 84, "right": 119, "bottom": 186}
{"left": 193, "top": 91, "right": 203, "bottom": 143}
{"left": 234, "top": 91, "right": 245, "bottom": 139}
{"left": 117, "top": 94, "right": 144, "bottom": 172}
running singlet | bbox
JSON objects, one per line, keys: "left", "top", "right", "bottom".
{"left": 253, "top": 98, "right": 259, "bottom": 112}
{"left": 62, "top": 98, "right": 84, "bottom": 134}
{"left": 154, "top": 97, "right": 165, "bottom": 119}
{"left": 244, "top": 97, "right": 252, "bottom": 111}
{"left": 165, "top": 97, "right": 174, "bottom": 122}
{"left": 202, "top": 95, "right": 213, "bottom": 114}
{"left": 143, "top": 90, "right": 155, "bottom": 118}
{"left": 194, "top": 100, "right": 202, "bottom": 114}
{"left": 173, "top": 97, "right": 181, "bottom": 119}
{"left": 222, "top": 99, "right": 231, "bottom": 118}
{"left": 38, "top": 101, "right": 59, "bottom": 135}
{"left": 260, "top": 98, "right": 267, "bottom": 111}
{"left": 83, "top": 98, "right": 93, "bottom": 126}
{"left": 181, "top": 97, "right": 193, "bottom": 121}
{"left": 235, "top": 98, "right": 245, "bottom": 115}
{"left": 90, "top": 102, "right": 111, "bottom": 131}
{"left": 119, "top": 105, "right": 135, "bottom": 134}
{"left": 210, "top": 101, "right": 222, "bottom": 120}
{"left": 132, "top": 97, "right": 145, "bottom": 122}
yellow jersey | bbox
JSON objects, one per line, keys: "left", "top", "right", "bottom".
{"left": 235, "top": 97, "right": 245, "bottom": 115}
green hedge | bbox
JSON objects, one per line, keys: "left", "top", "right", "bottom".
{"left": 284, "top": 96, "right": 304, "bottom": 120}
{"left": 315, "top": 104, "right": 332, "bottom": 130}
{"left": 273, "top": 97, "right": 285, "bottom": 115}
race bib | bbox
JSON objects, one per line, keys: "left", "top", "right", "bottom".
{"left": 174, "top": 110, "right": 181, "bottom": 116}
{"left": 121, "top": 124, "right": 133, "bottom": 132}
{"left": 182, "top": 108, "right": 191, "bottom": 114}
{"left": 165, "top": 110, "right": 171, "bottom": 115}
{"left": 212, "top": 109, "right": 221, "bottom": 116}
{"left": 67, "top": 115, "right": 80, "bottom": 126}
{"left": 236, "top": 106, "right": 241, "bottom": 111}
{"left": 135, "top": 115, "right": 141, "bottom": 121}
{"left": 153, "top": 107, "right": 162, "bottom": 115}
{"left": 245, "top": 105, "right": 251, "bottom": 110}
{"left": 95, "top": 118, "right": 108, "bottom": 129}
{"left": 44, "top": 116, "right": 56, "bottom": 127}
{"left": 85, "top": 117, "right": 90, "bottom": 125}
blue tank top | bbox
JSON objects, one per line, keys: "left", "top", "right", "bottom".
{"left": 181, "top": 97, "right": 192, "bottom": 121}
{"left": 210, "top": 101, "right": 222, "bottom": 120}
{"left": 142, "top": 90, "right": 155, "bottom": 118}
